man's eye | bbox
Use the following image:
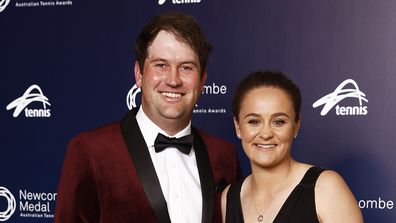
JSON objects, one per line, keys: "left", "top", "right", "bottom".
{"left": 155, "top": 63, "right": 167, "bottom": 68}
{"left": 180, "top": 65, "right": 193, "bottom": 71}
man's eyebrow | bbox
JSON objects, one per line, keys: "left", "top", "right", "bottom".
{"left": 180, "top": 61, "right": 199, "bottom": 66}
{"left": 147, "top": 56, "right": 167, "bottom": 62}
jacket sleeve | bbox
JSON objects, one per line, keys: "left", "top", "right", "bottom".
{"left": 233, "top": 146, "right": 243, "bottom": 182}
{"left": 54, "top": 137, "right": 100, "bottom": 223}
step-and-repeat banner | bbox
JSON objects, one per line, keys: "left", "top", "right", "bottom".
{"left": 1, "top": 0, "right": 395, "bottom": 222}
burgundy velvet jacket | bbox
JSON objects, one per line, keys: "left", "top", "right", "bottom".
{"left": 54, "top": 109, "right": 242, "bottom": 223}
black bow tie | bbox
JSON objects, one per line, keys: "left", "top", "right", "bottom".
{"left": 154, "top": 133, "right": 193, "bottom": 155}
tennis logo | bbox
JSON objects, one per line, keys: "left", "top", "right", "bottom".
{"left": 0, "top": 187, "right": 16, "bottom": 222}
{"left": 157, "top": 0, "right": 201, "bottom": 5}
{"left": 6, "top": 84, "right": 51, "bottom": 118}
{"left": 0, "top": 0, "right": 10, "bottom": 13}
{"left": 313, "top": 79, "right": 368, "bottom": 116}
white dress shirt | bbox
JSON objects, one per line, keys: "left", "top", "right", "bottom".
{"left": 136, "top": 107, "right": 202, "bottom": 223}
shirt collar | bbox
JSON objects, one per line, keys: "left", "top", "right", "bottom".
{"left": 136, "top": 106, "right": 192, "bottom": 148}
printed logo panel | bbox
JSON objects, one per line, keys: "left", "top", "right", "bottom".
{"left": 6, "top": 84, "right": 51, "bottom": 118}
{"left": 2, "top": 0, "right": 73, "bottom": 10}
{"left": 157, "top": 0, "right": 201, "bottom": 5}
{"left": 312, "top": 79, "right": 368, "bottom": 116}
{"left": 0, "top": 187, "right": 16, "bottom": 222}
{"left": 126, "top": 84, "right": 141, "bottom": 110}
{"left": 126, "top": 82, "right": 228, "bottom": 114}
{"left": 0, "top": 0, "right": 10, "bottom": 12}
{"left": 0, "top": 186, "right": 56, "bottom": 222}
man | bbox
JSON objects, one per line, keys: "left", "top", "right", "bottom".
{"left": 54, "top": 12, "right": 242, "bottom": 223}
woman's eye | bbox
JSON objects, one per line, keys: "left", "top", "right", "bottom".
{"left": 273, "top": 119, "right": 286, "bottom": 126}
{"left": 247, "top": 119, "right": 260, "bottom": 125}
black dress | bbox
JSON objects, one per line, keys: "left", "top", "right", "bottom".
{"left": 225, "top": 166, "right": 325, "bottom": 223}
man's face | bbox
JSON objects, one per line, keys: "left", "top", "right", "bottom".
{"left": 135, "top": 30, "right": 206, "bottom": 134}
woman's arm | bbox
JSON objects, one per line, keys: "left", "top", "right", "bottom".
{"left": 221, "top": 185, "right": 231, "bottom": 223}
{"left": 315, "top": 170, "right": 364, "bottom": 223}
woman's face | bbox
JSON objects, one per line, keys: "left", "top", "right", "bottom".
{"left": 234, "top": 86, "right": 300, "bottom": 168}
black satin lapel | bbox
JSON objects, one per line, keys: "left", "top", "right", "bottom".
{"left": 120, "top": 109, "right": 171, "bottom": 223}
{"left": 192, "top": 128, "right": 215, "bottom": 223}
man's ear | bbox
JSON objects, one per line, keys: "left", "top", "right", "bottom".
{"left": 134, "top": 61, "right": 143, "bottom": 87}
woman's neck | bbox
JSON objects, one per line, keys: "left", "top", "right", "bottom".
{"left": 250, "top": 159, "right": 295, "bottom": 194}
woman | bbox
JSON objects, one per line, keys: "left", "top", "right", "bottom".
{"left": 221, "top": 71, "right": 363, "bottom": 223}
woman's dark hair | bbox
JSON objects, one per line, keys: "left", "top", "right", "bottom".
{"left": 135, "top": 12, "right": 212, "bottom": 77}
{"left": 232, "top": 70, "right": 302, "bottom": 121}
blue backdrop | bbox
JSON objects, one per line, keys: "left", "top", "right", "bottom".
{"left": 1, "top": 0, "right": 395, "bottom": 222}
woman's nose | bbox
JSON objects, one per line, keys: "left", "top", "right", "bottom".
{"left": 259, "top": 124, "right": 274, "bottom": 139}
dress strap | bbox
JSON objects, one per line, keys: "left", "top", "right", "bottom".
{"left": 300, "top": 166, "right": 326, "bottom": 187}
{"left": 274, "top": 166, "right": 326, "bottom": 223}
{"left": 225, "top": 177, "right": 245, "bottom": 223}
